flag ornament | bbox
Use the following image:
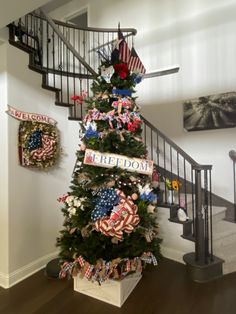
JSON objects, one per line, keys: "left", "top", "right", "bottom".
{"left": 128, "top": 47, "right": 146, "bottom": 74}
{"left": 111, "top": 28, "right": 146, "bottom": 75}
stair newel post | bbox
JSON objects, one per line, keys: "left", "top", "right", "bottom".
{"left": 184, "top": 164, "right": 223, "bottom": 282}
{"left": 193, "top": 165, "right": 205, "bottom": 263}
{"left": 203, "top": 166, "right": 213, "bottom": 263}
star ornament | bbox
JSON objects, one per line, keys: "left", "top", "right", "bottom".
{"left": 91, "top": 188, "right": 120, "bottom": 222}
{"left": 113, "top": 37, "right": 123, "bottom": 51}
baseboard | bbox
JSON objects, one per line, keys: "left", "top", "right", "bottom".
{"left": 0, "top": 251, "right": 59, "bottom": 289}
{"left": 0, "top": 271, "right": 9, "bottom": 289}
{"left": 161, "top": 246, "right": 185, "bottom": 264}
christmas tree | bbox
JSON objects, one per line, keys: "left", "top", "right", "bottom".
{"left": 57, "top": 31, "right": 162, "bottom": 283}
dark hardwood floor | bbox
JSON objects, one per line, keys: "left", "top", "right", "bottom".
{"left": 0, "top": 258, "right": 236, "bottom": 314}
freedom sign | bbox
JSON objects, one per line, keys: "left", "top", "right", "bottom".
{"left": 83, "top": 149, "right": 153, "bottom": 175}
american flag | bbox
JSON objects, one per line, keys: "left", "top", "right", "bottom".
{"left": 128, "top": 47, "right": 146, "bottom": 74}
{"left": 118, "top": 29, "right": 131, "bottom": 63}
{"left": 111, "top": 29, "right": 131, "bottom": 64}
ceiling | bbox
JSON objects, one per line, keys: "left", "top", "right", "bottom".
{"left": 0, "top": 0, "right": 72, "bottom": 30}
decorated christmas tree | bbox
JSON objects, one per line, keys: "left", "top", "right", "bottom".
{"left": 57, "top": 30, "right": 162, "bottom": 283}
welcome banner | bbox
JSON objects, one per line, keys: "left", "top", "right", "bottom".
{"left": 6, "top": 105, "right": 57, "bottom": 125}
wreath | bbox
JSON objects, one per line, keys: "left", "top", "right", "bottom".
{"left": 18, "top": 121, "right": 59, "bottom": 168}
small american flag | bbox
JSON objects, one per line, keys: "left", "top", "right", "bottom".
{"left": 118, "top": 29, "right": 131, "bottom": 64}
{"left": 111, "top": 29, "right": 131, "bottom": 64}
{"left": 128, "top": 47, "right": 146, "bottom": 74}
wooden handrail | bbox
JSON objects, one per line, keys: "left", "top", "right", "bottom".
{"left": 32, "top": 11, "right": 137, "bottom": 34}
{"left": 40, "top": 9, "right": 98, "bottom": 76}
{"left": 141, "top": 115, "right": 201, "bottom": 167}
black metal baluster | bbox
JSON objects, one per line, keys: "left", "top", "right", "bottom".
{"left": 67, "top": 28, "right": 70, "bottom": 105}
{"left": 82, "top": 30, "right": 86, "bottom": 74}
{"left": 144, "top": 123, "right": 147, "bottom": 147}
{"left": 191, "top": 167, "right": 195, "bottom": 236}
{"left": 72, "top": 27, "right": 76, "bottom": 118}
{"left": 170, "top": 146, "right": 173, "bottom": 204}
{"left": 184, "top": 159, "right": 187, "bottom": 211}
{"left": 52, "top": 30, "right": 55, "bottom": 87}
{"left": 80, "top": 79, "right": 83, "bottom": 119}
{"left": 177, "top": 152, "right": 180, "bottom": 205}
{"left": 59, "top": 37, "right": 63, "bottom": 104}
{"left": 46, "top": 20, "right": 49, "bottom": 72}
{"left": 156, "top": 133, "right": 159, "bottom": 166}
{"left": 164, "top": 140, "right": 167, "bottom": 203}
{"left": 79, "top": 30, "right": 82, "bottom": 75}
{"left": 150, "top": 129, "right": 153, "bottom": 160}
{"left": 39, "top": 15, "right": 43, "bottom": 68}
{"left": 25, "top": 15, "right": 28, "bottom": 46}
{"left": 204, "top": 169, "right": 209, "bottom": 263}
{"left": 92, "top": 30, "right": 95, "bottom": 70}
{"left": 209, "top": 169, "right": 213, "bottom": 261}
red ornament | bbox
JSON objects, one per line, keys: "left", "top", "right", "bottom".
{"left": 114, "top": 63, "right": 129, "bottom": 79}
{"left": 71, "top": 95, "right": 79, "bottom": 101}
{"left": 71, "top": 91, "right": 87, "bottom": 104}
{"left": 127, "top": 120, "right": 140, "bottom": 132}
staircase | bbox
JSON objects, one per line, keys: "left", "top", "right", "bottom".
{"left": 7, "top": 9, "right": 236, "bottom": 282}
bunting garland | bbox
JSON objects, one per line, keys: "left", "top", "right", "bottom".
{"left": 59, "top": 252, "right": 158, "bottom": 284}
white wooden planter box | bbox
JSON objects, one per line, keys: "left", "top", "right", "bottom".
{"left": 74, "top": 273, "right": 142, "bottom": 307}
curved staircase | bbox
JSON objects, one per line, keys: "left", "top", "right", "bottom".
{"left": 7, "top": 8, "right": 236, "bottom": 282}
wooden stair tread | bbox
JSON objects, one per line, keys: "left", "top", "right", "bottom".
{"left": 55, "top": 101, "right": 73, "bottom": 108}
{"left": 181, "top": 234, "right": 195, "bottom": 242}
{"left": 168, "top": 217, "right": 193, "bottom": 225}
{"left": 41, "top": 84, "right": 61, "bottom": 92}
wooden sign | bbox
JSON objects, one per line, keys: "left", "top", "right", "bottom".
{"left": 6, "top": 105, "right": 57, "bottom": 125}
{"left": 84, "top": 149, "right": 153, "bottom": 175}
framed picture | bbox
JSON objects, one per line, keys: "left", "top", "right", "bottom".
{"left": 183, "top": 91, "right": 236, "bottom": 131}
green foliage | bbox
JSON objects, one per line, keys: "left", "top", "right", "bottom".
{"left": 57, "top": 59, "right": 162, "bottom": 272}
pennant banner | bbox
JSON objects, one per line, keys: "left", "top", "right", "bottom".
{"left": 6, "top": 105, "right": 57, "bottom": 125}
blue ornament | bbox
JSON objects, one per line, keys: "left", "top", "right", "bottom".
{"left": 91, "top": 188, "right": 120, "bottom": 221}
{"left": 85, "top": 126, "right": 99, "bottom": 140}
{"left": 27, "top": 130, "right": 42, "bottom": 151}
{"left": 140, "top": 192, "right": 157, "bottom": 203}
{"left": 133, "top": 74, "right": 143, "bottom": 84}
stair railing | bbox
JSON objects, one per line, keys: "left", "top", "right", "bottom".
{"left": 142, "top": 115, "right": 214, "bottom": 265}
{"left": 8, "top": 10, "right": 136, "bottom": 119}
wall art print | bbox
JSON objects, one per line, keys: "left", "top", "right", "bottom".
{"left": 6, "top": 105, "right": 60, "bottom": 169}
{"left": 183, "top": 91, "right": 236, "bottom": 131}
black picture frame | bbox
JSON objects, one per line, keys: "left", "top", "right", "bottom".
{"left": 183, "top": 92, "right": 236, "bottom": 131}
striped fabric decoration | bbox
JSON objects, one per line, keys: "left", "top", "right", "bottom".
{"left": 128, "top": 47, "right": 146, "bottom": 74}
{"left": 118, "top": 29, "right": 131, "bottom": 64}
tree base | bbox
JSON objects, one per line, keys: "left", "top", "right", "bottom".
{"left": 74, "top": 273, "right": 142, "bottom": 307}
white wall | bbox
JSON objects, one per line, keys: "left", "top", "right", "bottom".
{"left": 0, "top": 43, "right": 80, "bottom": 288}
{"left": 0, "top": 0, "right": 52, "bottom": 29}
{"left": 0, "top": 43, "right": 9, "bottom": 287}
{"left": 50, "top": 0, "right": 236, "bottom": 202}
